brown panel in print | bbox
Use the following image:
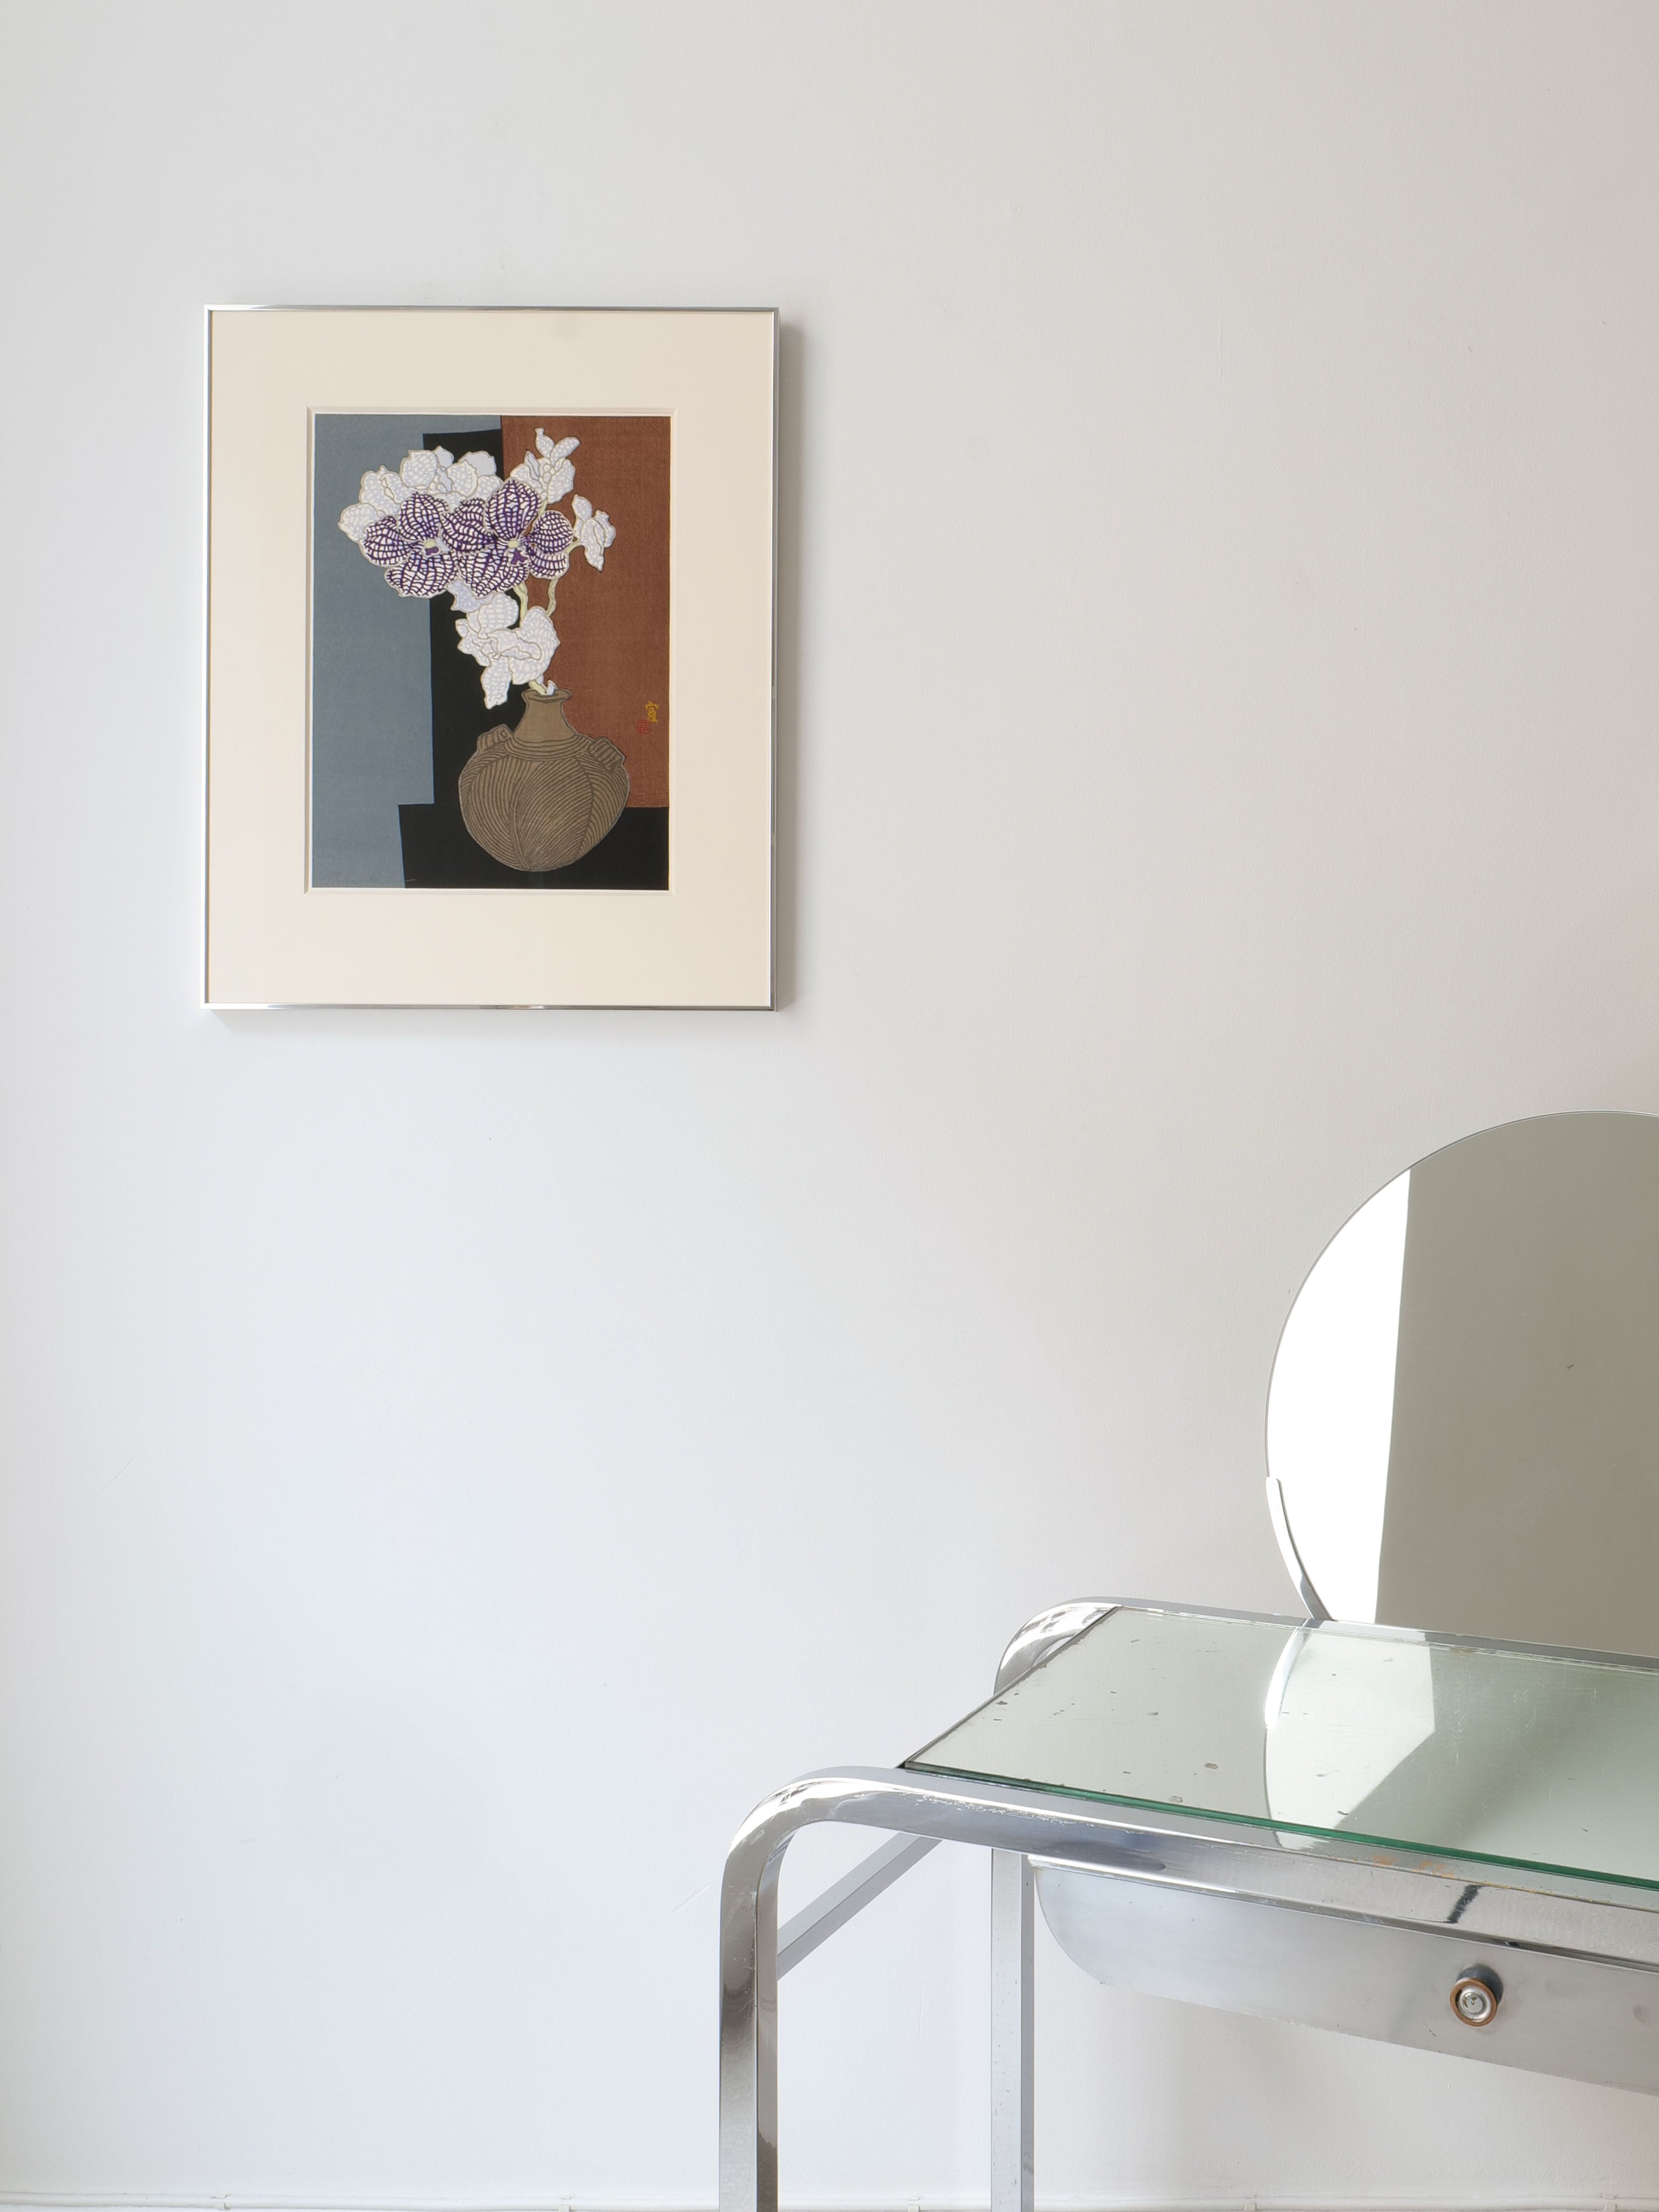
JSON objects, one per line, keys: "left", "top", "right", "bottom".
{"left": 500, "top": 415, "right": 669, "bottom": 809}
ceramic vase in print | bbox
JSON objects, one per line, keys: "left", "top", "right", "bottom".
{"left": 457, "top": 687, "right": 630, "bottom": 873}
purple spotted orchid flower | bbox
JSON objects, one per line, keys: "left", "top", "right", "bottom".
{"left": 338, "top": 432, "right": 614, "bottom": 708}
{"left": 358, "top": 492, "right": 461, "bottom": 599}
{"left": 445, "top": 480, "right": 574, "bottom": 597}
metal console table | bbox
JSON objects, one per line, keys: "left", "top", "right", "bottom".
{"left": 720, "top": 1597, "right": 1659, "bottom": 2212}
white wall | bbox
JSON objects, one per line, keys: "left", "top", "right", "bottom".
{"left": 6, "top": 1, "right": 1659, "bottom": 2201}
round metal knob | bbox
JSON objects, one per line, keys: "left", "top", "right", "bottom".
{"left": 1451, "top": 1971, "right": 1501, "bottom": 2026}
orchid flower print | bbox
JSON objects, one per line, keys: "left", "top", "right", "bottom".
{"left": 339, "top": 429, "right": 616, "bottom": 703}
{"left": 312, "top": 409, "right": 666, "bottom": 891}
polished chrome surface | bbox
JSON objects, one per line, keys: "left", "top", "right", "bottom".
{"left": 776, "top": 1832, "right": 937, "bottom": 1978}
{"left": 720, "top": 1592, "right": 1092, "bottom": 2212}
{"left": 721, "top": 1600, "right": 1103, "bottom": 2207}
{"left": 996, "top": 1601, "right": 1116, "bottom": 1692}
{"left": 723, "top": 1104, "right": 1659, "bottom": 2199}
{"left": 990, "top": 1850, "right": 1034, "bottom": 2212}
{"left": 767, "top": 1605, "right": 1107, "bottom": 1998}
{"left": 1035, "top": 1863, "right": 1659, "bottom": 2094}
{"left": 1266, "top": 1111, "right": 1659, "bottom": 1654}
{"left": 717, "top": 1750, "right": 1659, "bottom": 2208}
{"left": 1265, "top": 1476, "right": 1330, "bottom": 1624}
{"left": 720, "top": 1594, "right": 1659, "bottom": 2206}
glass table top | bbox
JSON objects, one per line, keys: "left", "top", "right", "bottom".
{"left": 903, "top": 1605, "right": 1659, "bottom": 1892}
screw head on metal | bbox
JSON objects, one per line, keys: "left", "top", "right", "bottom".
{"left": 1451, "top": 1972, "right": 1501, "bottom": 2025}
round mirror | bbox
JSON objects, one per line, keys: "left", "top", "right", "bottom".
{"left": 1266, "top": 1111, "right": 1659, "bottom": 1657}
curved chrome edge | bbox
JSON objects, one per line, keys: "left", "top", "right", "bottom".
{"left": 1265, "top": 1476, "right": 1332, "bottom": 1624}
{"left": 996, "top": 1600, "right": 1116, "bottom": 1692}
{"left": 718, "top": 1766, "right": 1172, "bottom": 2212}
{"left": 1010, "top": 1587, "right": 1659, "bottom": 1675}
{"left": 718, "top": 1755, "right": 1659, "bottom": 2211}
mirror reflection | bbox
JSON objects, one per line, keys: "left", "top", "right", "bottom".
{"left": 1266, "top": 1112, "right": 1659, "bottom": 1657}
{"left": 1263, "top": 1620, "right": 1659, "bottom": 1876}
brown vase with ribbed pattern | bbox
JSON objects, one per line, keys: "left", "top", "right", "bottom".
{"left": 457, "top": 687, "right": 630, "bottom": 873}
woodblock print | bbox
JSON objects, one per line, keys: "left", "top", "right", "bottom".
{"left": 313, "top": 413, "right": 669, "bottom": 889}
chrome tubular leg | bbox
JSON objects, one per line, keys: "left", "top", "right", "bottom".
{"left": 778, "top": 1833, "right": 939, "bottom": 1979}
{"left": 990, "top": 1848, "right": 1034, "bottom": 2212}
{"left": 720, "top": 1830, "right": 785, "bottom": 2212}
{"left": 720, "top": 1765, "right": 1095, "bottom": 2212}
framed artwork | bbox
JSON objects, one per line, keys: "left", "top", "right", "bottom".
{"left": 205, "top": 307, "right": 776, "bottom": 1007}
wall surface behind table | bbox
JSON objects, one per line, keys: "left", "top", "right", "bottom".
{"left": 5, "top": 1, "right": 1659, "bottom": 2203}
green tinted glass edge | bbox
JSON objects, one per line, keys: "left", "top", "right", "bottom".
{"left": 902, "top": 1755, "right": 1659, "bottom": 1895}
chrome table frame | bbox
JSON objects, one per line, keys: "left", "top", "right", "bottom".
{"left": 718, "top": 1600, "right": 1659, "bottom": 2212}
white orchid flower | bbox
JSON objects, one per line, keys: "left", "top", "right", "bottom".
{"left": 403, "top": 445, "right": 510, "bottom": 503}
{"left": 338, "top": 464, "right": 406, "bottom": 542}
{"left": 510, "top": 428, "right": 579, "bottom": 509}
{"left": 455, "top": 593, "right": 558, "bottom": 708}
{"left": 443, "top": 450, "right": 500, "bottom": 501}
{"left": 571, "top": 494, "right": 616, "bottom": 569}
{"left": 340, "top": 445, "right": 504, "bottom": 543}
{"left": 400, "top": 448, "right": 442, "bottom": 494}
{"left": 361, "top": 466, "right": 406, "bottom": 512}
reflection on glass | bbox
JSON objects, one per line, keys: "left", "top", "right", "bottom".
{"left": 1265, "top": 1113, "right": 1659, "bottom": 1655}
{"left": 907, "top": 1607, "right": 1659, "bottom": 1890}
{"left": 1264, "top": 1624, "right": 1434, "bottom": 1832}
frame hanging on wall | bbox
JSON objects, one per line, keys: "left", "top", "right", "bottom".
{"left": 204, "top": 305, "right": 777, "bottom": 1008}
